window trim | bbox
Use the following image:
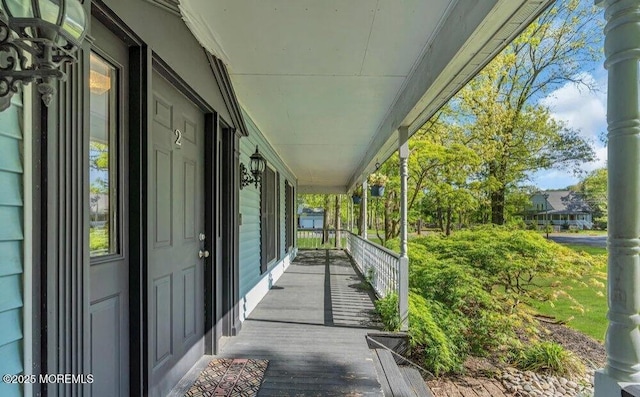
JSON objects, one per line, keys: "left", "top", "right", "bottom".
{"left": 88, "top": 48, "right": 125, "bottom": 264}
{"left": 260, "top": 165, "right": 278, "bottom": 273}
{"left": 285, "top": 180, "right": 294, "bottom": 251}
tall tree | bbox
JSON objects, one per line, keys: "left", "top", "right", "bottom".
{"left": 576, "top": 167, "right": 607, "bottom": 229}
{"left": 455, "top": 0, "right": 600, "bottom": 224}
{"left": 375, "top": 109, "right": 482, "bottom": 241}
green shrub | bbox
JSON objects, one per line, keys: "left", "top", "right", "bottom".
{"left": 384, "top": 226, "right": 597, "bottom": 376}
{"left": 408, "top": 293, "right": 465, "bottom": 375}
{"left": 509, "top": 341, "right": 584, "bottom": 376}
{"left": 375, "top": 293, "right": 400, "bottom": 331}
{"left": 506, "top": 218, "right": 527, "bottom": 230}
{"left": 90, "top": 228, "right": 109, "bottom": 253}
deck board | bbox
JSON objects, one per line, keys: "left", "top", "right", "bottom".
{"left": 215, "top": 250, "right": 385, "bottom": 396}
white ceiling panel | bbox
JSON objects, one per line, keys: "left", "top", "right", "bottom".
{"left": 180, "top": 0, "right": 555, "bottom": 192}
{"left": 190, "top": 0, "right": 377, "bottom": 76}
{"left": 279, "top": 143, "right": 367, "bottom": 186}
{"left": 232, "top": 74, "right": 406, "bottom": 147}
{"left": 360, "top": 0, "right": 454, "bottom": 76}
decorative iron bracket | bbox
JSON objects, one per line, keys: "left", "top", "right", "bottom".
{"left": 240, "top": 162, "right": 261, "bottom": 189}
{"left": 0, "top": 20, "right": 78, "bottom": 108}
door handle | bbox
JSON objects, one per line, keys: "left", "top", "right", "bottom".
{"left": 199, "top": 250, "right": 210, "bottom": 259}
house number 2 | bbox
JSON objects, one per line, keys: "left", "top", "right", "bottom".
{"left": 174, "top": 129, "right": 183, "bottom": 147}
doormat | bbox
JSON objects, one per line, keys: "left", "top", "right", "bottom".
{"left": 184, "top": 358, "right": 269, "bottom": 397}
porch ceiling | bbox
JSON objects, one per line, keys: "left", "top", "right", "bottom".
{"left": 179, "top": 0, "right": 552, "bottom": 193}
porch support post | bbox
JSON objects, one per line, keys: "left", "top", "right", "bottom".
{"left": 362, "top": 181, "right": 368, "bottom": 239}
{"left": 335, "top": 195, "right": 341, "bottom": 248}
{"left": 398, "top": 126, "right": 409, "bottom": 332}
{"left": 349, "top": 197, "right": 353, "bottom": 231}
{"left": 595, "top": 0, "right": 640, "bottom": 395}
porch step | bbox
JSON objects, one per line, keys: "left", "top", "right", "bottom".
{"left": 374, "top": 349, "right": 433, "bottom": 397}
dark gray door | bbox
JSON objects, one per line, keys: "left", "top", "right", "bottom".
{"left": 148, "top": 71, "right": 206, "bottom": 397}
{"left": 88, "top": 17, "right": 130, "bottom": 397}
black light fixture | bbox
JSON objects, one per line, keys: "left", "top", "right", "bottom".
{"left": 0, "top": 0, "right": 88, "bottom": 109}
{"left": 240, "top": 146, "right": 266, "bottom": 189}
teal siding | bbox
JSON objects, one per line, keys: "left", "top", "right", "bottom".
{"left": 0, "top": 99, "right": 24, "bottom": 397}
{"left": 239, "top": 111, "right": 296, "bottom": 297}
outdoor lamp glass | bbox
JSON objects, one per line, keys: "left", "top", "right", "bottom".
{"left": 3, "top": 0, "right": 87, "bottom": 44}
{"left": 0, "top": 0, "right": 88, "bottom": 107}
{"left": 240, "top": 146, "right": 266, "bottom": 189}
{"left": 0, "top": 2, "right": 8, "bottom": 26}
{"left": 250, "top": 146, "right": 266, "bottom": 180}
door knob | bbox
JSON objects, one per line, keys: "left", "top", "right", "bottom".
{"left": 199, "top": 250, "right": 210, "bottom": 259}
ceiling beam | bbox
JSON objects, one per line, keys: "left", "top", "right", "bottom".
{"left": 297, "top": 185, "right": 347, "bottom": 194}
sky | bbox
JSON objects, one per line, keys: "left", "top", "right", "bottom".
{"left": 528, "top": 7, "right": 608, "bottom": 191}
{"left": 530, "top": 69, "right": 608, "bottom": 190}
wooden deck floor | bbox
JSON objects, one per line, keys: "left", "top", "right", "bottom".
{"left": 217, "top": 249, "right": 385, "bottom": 396}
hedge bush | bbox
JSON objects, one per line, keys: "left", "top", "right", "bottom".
{"left": 378, "top": 226, "right": 599, "bottom": 375}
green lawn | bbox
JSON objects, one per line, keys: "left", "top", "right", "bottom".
{"left": 297, "top": 236, "right": 347, "bottom": 249}
{"left": 530, "top": 243, "right": 607, "bottom": 341}
{"left": 563, "top": 244, "right": 606, "bottom": 256}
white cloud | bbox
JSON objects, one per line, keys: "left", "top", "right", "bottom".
{"left": 533, "top": 73, "right": 608, "bottom": 187}
{"left": 540, "top": 72, "right": 607, "bottom": 144}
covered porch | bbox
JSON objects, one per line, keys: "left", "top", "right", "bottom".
{"left": 181, "top": 0, "right": 640, "bottom": 396}
{"left": 171, "top": 246, "right": 421, "bottom": 396}
{"left": 3, "top": 0, "right": 640, "bottom": 396}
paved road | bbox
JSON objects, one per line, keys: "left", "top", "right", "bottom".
{"left": 547, "top": 233, "right": 607, "bottom": 248}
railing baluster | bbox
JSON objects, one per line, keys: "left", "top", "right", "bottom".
{"left": 342, "top": 230, "right": 400, "bottom": 299}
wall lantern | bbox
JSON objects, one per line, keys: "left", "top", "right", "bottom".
{"left": 240, "top": 146, "right": 266, "bottom": 189}
{"left": 0, "top": 0, "right": 88, "bottom": 108}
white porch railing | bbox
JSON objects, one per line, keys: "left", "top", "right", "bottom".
{"left": 344, "top": 231, "right": 400, "bottom": 298}
{"left": 296, "top": 228, "right": 346, "bottom": 249}
{"left": 294, "top": 228, "right": 400, "bottom": 298}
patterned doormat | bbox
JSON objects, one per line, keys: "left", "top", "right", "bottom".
{"left": 184, "top": 358, "right": 269, "bottom": 397}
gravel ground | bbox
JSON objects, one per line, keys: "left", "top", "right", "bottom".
{"left": 539, "top": 322, "right": 606, "bottom": 369}
{"left": 426, "top": 323, "right": 606, "bottom": 397}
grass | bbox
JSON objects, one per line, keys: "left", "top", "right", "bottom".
{"left": 564, "top": 244, "right": 606, "bottom": 256}
{"left": 297, "top": 236, "right": 347, "bottom": 249}
{"left": 530, "top": 243, "right": 607, "bottom": 341}
{"left": 510, "top": 341, "right": 584, "bottom": 376}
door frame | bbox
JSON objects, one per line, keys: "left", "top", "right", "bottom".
{"left": 219, "top": 121, "right": 241, "bottom": 339}
{"left": 90, "top": 2, "right": 147, "bottom": 395}
{"left": 148, "top": 56, "right": 220, "bottom": 391}
{"left": 93, "top": 3, "right": 222, "bottom": 394}
{"left": 36, "top": 1, "right": 237, "bottom": 395}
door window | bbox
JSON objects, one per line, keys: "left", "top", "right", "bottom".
{"left": 89, "top": 52, "right": 118, "bottom": 257}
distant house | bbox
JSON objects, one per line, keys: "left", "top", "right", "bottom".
{"left": 299, "top": 208, "right": 325, "bottom": 229}
{"left": 524, "top": 190, "right": 593, "bottom": 230}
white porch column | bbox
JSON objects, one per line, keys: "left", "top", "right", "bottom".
{"left": 595, "top": 1, "right": 640, "bottom": 395}
{"left": 335, "top": 195, "right": 341, "bottom": 248}
{"left": 362, "top": 181, "right": 368, "bottom": 239}
{"left": 351, "top": 198, "right": 354, "bottom": 231}
{"left": 398, "top": 126, "right": 410, "bottom": 332}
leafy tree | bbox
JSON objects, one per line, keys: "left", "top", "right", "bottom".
{"left": 89, "top": 140, "right": 110, "bottom": 174}
{"left": 576, "top": 167, "right": 607, "bottom": 229}
{"left": 454, "top": 0, "right": 600, "bottom": 224}
{"left": 372, "top": 109, "right": 483, "bottom": 241}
